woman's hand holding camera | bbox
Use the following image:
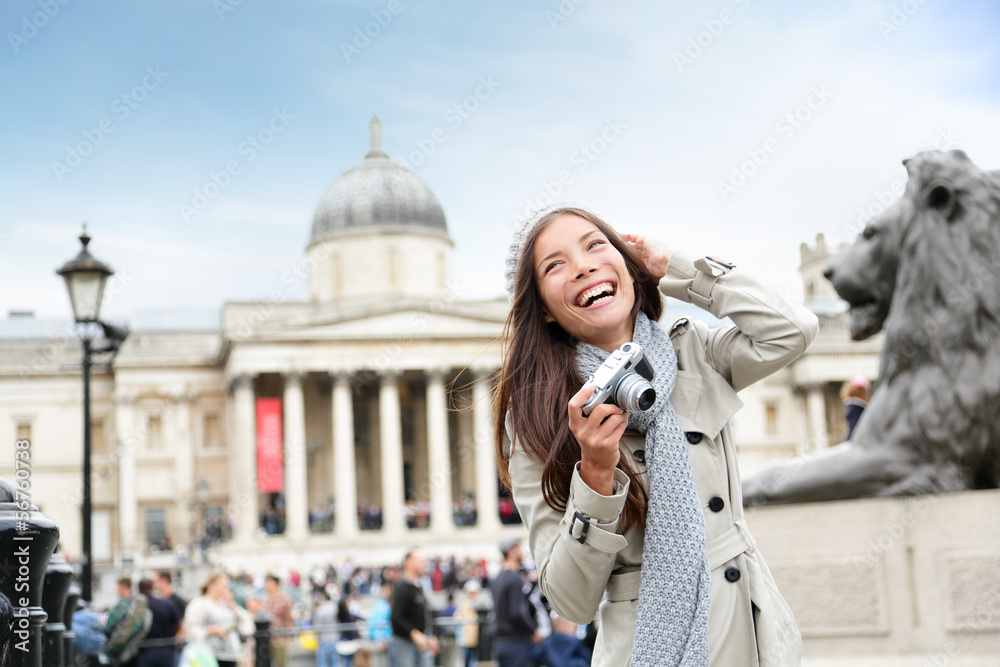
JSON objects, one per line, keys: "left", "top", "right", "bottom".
{"left": 622, "top": 233, "right": 673, "bottom": 281}
{"left": 569, "top": 383, "right": 627, "bottom": 496}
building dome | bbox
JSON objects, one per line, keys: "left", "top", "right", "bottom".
{"left": 309, "top": 117, "right": 448, "bottom": 247}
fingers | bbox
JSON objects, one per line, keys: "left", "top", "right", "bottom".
{"left": 622, "top": 233, "right": 643, "bottom": 248}
{"left": 568, "top": 396, "right": 627, "bottom": 446}
{"left": 568, "top": 381, "right": 597, "bottom": 412}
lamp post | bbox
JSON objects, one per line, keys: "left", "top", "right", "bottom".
{"left": 56, "top": 225, "right": 128, "bottom": 602}
{"left": 188, "top": 477, "right": 210, "bottom": 560}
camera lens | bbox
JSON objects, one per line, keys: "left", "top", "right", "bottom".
{"left": 637, "top": 387, "right": 655, "bottom": 411}
{"left": 615, "top": 373, "right": 657, "bottom": 413}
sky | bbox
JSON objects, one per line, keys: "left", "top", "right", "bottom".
{"left": 2, "top": 0, "right": 1000, "bottom": 323}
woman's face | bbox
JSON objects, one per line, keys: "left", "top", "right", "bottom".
{"left": 209, "top": 575, "right": 229, "bottom": 597}
{"left": 532, "top": 213, "right": 636, "bottom": 351}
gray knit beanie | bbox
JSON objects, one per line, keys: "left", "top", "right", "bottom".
{"left": 504, "top": 202, "right": 602, "bottom": 300}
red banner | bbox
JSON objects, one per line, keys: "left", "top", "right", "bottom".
{"left": 256, "top": 398, "right": 284, "bottom": 493}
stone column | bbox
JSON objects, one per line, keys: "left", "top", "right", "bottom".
{"left": 806, "top": 384, "right": 828, "bottom": 453}
{"left": 230, "top": 374, "right": 258, "bottom": 543}
{"left": 283, "top": 372, "right": 309, "bottom": 540}
{"left": 332, "top": 372, "right": 358, "bottom": 537}
{"left": 426, "top": 369, "right": 454, "bottom": 533}
{"left": 473, "top": 370, "right": 501, "bottom": 532}
{"left": 170, "top": 389, "right": 196, "bottom": 543}
{"left": 379, "top": 370, "right": 406, "bottom": 534}
{"left": 113, "top": 392, "right": 139, "bottom": 557}
{"left": 793, "top": 389, "right": 811, "bottom": 456}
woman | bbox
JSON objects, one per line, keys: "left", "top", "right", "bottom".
{"left": 182, "top": 572, "right": 255, "bottom": 667}
{"left": 494, "top": 206, "right": 816, "bottom": 666}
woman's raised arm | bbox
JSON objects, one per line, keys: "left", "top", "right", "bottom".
{"left": 658, "top": 250, "right": 819, "bottom": 392}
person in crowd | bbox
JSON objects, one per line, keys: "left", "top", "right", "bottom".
{"left": 336, "top": 591, "right": 362, "bottom": 667}
{"left": 182, "top": 571, "right": 255, "bottom": 667}
{"left": 495, "top": 206, "right": 813, "bottom": 664}
{"left": 313, "top": 591, "right": 340, "bottom": 667}
{"left": 390, "top": 547, "right": 438, "bottom": 667}
{"left": 137, "top": 577, "right": 182, "bottom": 667}
{"left": 490, "top": 538, "right": 540, "bottom": 667}
{"left": 540, "top": 615, "right": 592, "bottom": 667}
{"left": 366, "top": 581, "right": 395, "bottom": 667}
{"left": 72, "top": 600, "right": 109, "bottom": 660}
{"left": 261, "top": 573, "right": 295, "bottom": 667}
{"left": 455, "top": 580, "right": 482, "bottom": 667}
{"left": 841, "top": 374, "right": 872, "bottom": 440}
{"left": 104, "top": 576, "right": 151, "bottom": 667}
{"left": 153, "top": 570, "right": 186, "bottom": 666}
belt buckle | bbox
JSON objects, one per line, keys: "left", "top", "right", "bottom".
{"left": 569, "top": 511, "right": 590, "bottom": 544}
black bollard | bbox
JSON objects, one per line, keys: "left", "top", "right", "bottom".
{"left": 42, "top": 553, "right": 74, "bottom": 667}
{"left": 63, "top": 585, "right": 80, "bottom": 667}
{"left": 0, "top": 477, "right": 60, "bottom": 667}
{"left": 254, "top": 615, "right": 271, "bottom": 667}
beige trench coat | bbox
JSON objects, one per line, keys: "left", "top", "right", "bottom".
{"left": 504, "top": 250, "right": 818, "bottom": 666}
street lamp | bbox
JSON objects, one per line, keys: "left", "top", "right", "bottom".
{"left": 56, "top": 225, "right": 129, "bottom": 602}
{"left": 187, "top": 477, "right": 211, "bottom": 559}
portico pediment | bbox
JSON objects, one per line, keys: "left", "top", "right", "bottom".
{"left": 226, "top": 299, "right": 508, "bottom": 343}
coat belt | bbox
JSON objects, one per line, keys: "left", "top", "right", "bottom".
{"left": 605, "top": 570, "right": 641, "bottom": 602}
{"left": 706, "top": 520, "right": 756, "bottom": 570}
{"left": 604, "top": 521, "right": 756, "bottom": 602}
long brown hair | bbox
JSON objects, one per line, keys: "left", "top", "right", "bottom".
{"left": 493, "top": 207, "right": 663, "bottom": 533}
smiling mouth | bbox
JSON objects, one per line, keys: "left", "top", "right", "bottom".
{"left": 576, "top": 281, "right": 617, "bottom": 308}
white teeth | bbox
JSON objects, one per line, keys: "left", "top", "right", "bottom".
{"left": 577, "top": 282, "right": 614, "bottom": 307}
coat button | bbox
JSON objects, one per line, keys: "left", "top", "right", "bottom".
{"left": 724, "top": 566, "right": 741, "bottom": 583}
{"left": 708, "top": 497, "right": 725, "bottom": 512}
{"left": 633, "top": 449, "right": 645, "bottom": 464}
{"left": 686, "top": 432, "right": 703, "bottom": 444}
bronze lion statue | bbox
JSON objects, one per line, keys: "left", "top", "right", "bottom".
{"left": 743, "top": 149, "right": 1000, "bottom": 505}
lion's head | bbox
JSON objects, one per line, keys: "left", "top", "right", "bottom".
{"left": 825, "top": 150, "right": 1000, "bottom": 350}
{"left": 823, "top": 202, "right": 904, "bottom": 341}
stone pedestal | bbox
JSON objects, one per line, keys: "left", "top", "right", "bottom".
{"left": 745, "top": 489, "right": 1000, "bottom": 663}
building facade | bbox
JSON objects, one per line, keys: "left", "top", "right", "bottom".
{"left": 0, "top": 119, "right": 880, "bottom": 573}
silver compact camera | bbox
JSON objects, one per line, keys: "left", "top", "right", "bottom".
{"left": 581, "top": 342, "right": 656, "bottom": 416}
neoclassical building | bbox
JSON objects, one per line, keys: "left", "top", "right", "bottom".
{"left": 0, "top": 118, "right": 879, "bottom": 573}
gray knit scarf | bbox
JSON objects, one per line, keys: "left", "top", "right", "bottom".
{"left": 576, "top": 311, "right": 711, "bottom": 666}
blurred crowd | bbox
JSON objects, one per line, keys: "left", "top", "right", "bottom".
{"left": 72, "top": 542, "right": 595, "bottom": 667}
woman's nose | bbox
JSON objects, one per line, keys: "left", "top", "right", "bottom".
{"left": 573, "top": 256, "right": 598, "bottom": 279}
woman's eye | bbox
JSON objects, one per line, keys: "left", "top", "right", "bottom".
{"left": 588, "top": 240, "right": 605, "bottom": 250}
{"left": 544, "top": 261, "right": 560, "bottom": 274}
